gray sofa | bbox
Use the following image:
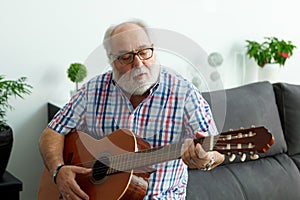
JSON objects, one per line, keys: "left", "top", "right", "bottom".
{"left": 187, "top": 81, "right": 300, "bottom": 199}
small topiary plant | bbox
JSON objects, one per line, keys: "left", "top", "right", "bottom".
{"left": 67, "top": 63, "right": 87, "bottom": 91}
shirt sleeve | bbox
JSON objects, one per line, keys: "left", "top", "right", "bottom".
{"left": 48, "top": 86, "right": 87, "bottom": 135}
{"left": 183, "top": 85, "right": 219, "bottom": 138}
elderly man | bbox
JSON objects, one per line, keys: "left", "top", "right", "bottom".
{"left": 39, "top": 20, "right": 224, "bottom": 200}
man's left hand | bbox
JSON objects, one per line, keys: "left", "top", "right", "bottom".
{"left": 181, "top": 139, "right": 225, "bottom": 170}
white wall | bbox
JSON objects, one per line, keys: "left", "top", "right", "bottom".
{"left": 1, "top": 0, "right": 300, "bottom": 199}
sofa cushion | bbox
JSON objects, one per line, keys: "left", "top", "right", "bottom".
{"left": 273, "top": 83, "right": 300, "bottom": 156}
{"left": 203, "top": 81, "right": 287, "bottom": 162}
{"left": 293, "top": 154, "right": 300, "bottom": 170}
{"left": 187, "top": 154, "right": 300, "bottom": 199}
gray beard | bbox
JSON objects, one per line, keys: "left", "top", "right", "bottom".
{"left": 113, "top": 64, "right": 160, "bottom": 96}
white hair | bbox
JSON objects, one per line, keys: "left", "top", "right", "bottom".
{"left": 102, "top": 19, "right": 150, "bottom": 58}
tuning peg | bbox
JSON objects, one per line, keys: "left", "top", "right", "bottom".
{"left": 251, "top": 125, "right": 256, "bottom": 128}
{"left": 248, "top": 143, "right": 254, "bottom": 148}
{"left": 240, "top": 153, "right": 246, "bottom": 162}
{"left": 229, "top": 153, "right": 236, "bottom": 162}
{"left": 226, "top": 135, "right": 232, "bottom": 140}
{"left": 229, "top": 128, "right": 233, "bottom": 131}
{"left": 250, "top": 153, "right": 259, "bottom": 160}
{"left": 240, "top": 127, "right": 244, "bottom": 130}
{"left": 248, "top": 131, "right": 255, "bottom": 137}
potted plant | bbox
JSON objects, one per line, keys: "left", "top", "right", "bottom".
{"left": 245, "top": 37, "right": 297, "bottom": 67}
{"left": 67, "top": 63, "right": 87, "bottom": 92}
{"left": 0, "top": 75, "right": 32, "bottom": 177}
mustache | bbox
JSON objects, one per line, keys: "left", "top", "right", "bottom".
{"left": 131, "top": 67, "right": 149, "bottom": 77}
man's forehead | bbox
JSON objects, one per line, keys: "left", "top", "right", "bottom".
{"left": 110, "top": 29, "right": 151, "bottom": 53}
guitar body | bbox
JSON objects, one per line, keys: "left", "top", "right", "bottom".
{"left": 38, "top": 129, "right": 152, "bottom": 200}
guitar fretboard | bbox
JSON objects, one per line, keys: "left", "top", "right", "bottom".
{"left": 107, "top": 135, "right": 217, "bottom": 173}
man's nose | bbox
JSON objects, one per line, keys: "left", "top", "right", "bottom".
{"left": 132, "top": 54, "right": 143, "bottom": 68}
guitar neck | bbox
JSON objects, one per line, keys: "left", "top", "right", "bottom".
{"left": 108, "top": 126, "right": 274, "bottom": 173}
{"left": 109, "top": 135, "right": 217, "bottom": 172}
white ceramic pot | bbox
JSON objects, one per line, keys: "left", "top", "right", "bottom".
{"left": 257, "top": 63, "right": 283, "bottom": 83}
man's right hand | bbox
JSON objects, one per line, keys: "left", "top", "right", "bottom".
{"left": 55, "top": 165, "right": 92, "bottom": 200}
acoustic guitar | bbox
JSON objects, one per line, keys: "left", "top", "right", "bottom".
{"left": 38, "top": 126, "right": 274, "bottom": 200}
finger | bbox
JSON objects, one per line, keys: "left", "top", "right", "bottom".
{"left": 188, "top": 145, "right": 201, "bottom": 168}
{"left": 186, "top": 142, "right": 200, "bottom": 168}
{"left": 219, "top": 153, "right": 225, "bottom": 163}
{"left": 188, "top": 141, "right": 198, "bottom": 160}
{"left": 189, "top": 144, "right": 213, "bottom": 169}
{"left": 72, "top": 166, "right": 92, "bottom": 174}
{"left": 69, "top": 178, "right": 90, "bottom": 200}
{"left": 61, "top": 182, "right": 89, "bottom": 200}
{"left": 195, "top": 143, "right": 209, "bottom": 159}
{"left": 63, "top": 192, "right": 83, "bottom": 200}
{"left": 68, "top": 166, "right": 91, "bottom": 200}
{"left": 62, "top": 193, "right": 69, "bottom": 200}
{"left": 181, "top": 139, "right": 193, "bottom": 155}
{"left": 213, "top": 152, "right": 225, "bottom": 168}
{"left": 181, "top": 146, "right": 192, "bottom": 166}
{"left": 182, "top": 143, "right": 195, "bottom": 167}
{"left": 195, "top": 131, "right": 205, "bottom": 139}
{"left": 181, "top": 139, "right": 193, "bottom": 165}
{"left": 58, "top": 166, "right": 91, "bottom": 200}
{"left": 63, "top": 193, "right": 74, "bottom": 200}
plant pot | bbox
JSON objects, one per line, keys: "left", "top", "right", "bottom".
{"left": 258, "top": 63, "right": 283, "bottom": 83}
{"left": 0, "top": 125, "right": 13, "bottom": 177}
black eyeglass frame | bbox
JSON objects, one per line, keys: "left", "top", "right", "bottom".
{"left": 111, "top": 46, "right": 154, "bottom": 65}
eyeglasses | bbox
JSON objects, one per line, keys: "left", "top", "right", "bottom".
{"left": 112, "top": 47, "right": 154, "bottom": 65}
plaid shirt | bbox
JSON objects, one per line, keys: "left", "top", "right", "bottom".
{"left": 49, "top": 67, "right": 218, "bottom": 199}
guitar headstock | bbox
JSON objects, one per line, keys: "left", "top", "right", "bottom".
{"left": 213, "top": 126, "right": 274, "bottom": 162}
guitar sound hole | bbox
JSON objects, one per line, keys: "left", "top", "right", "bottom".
{"left": 92, "top": 157, "right": 110, "bottom": 181}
